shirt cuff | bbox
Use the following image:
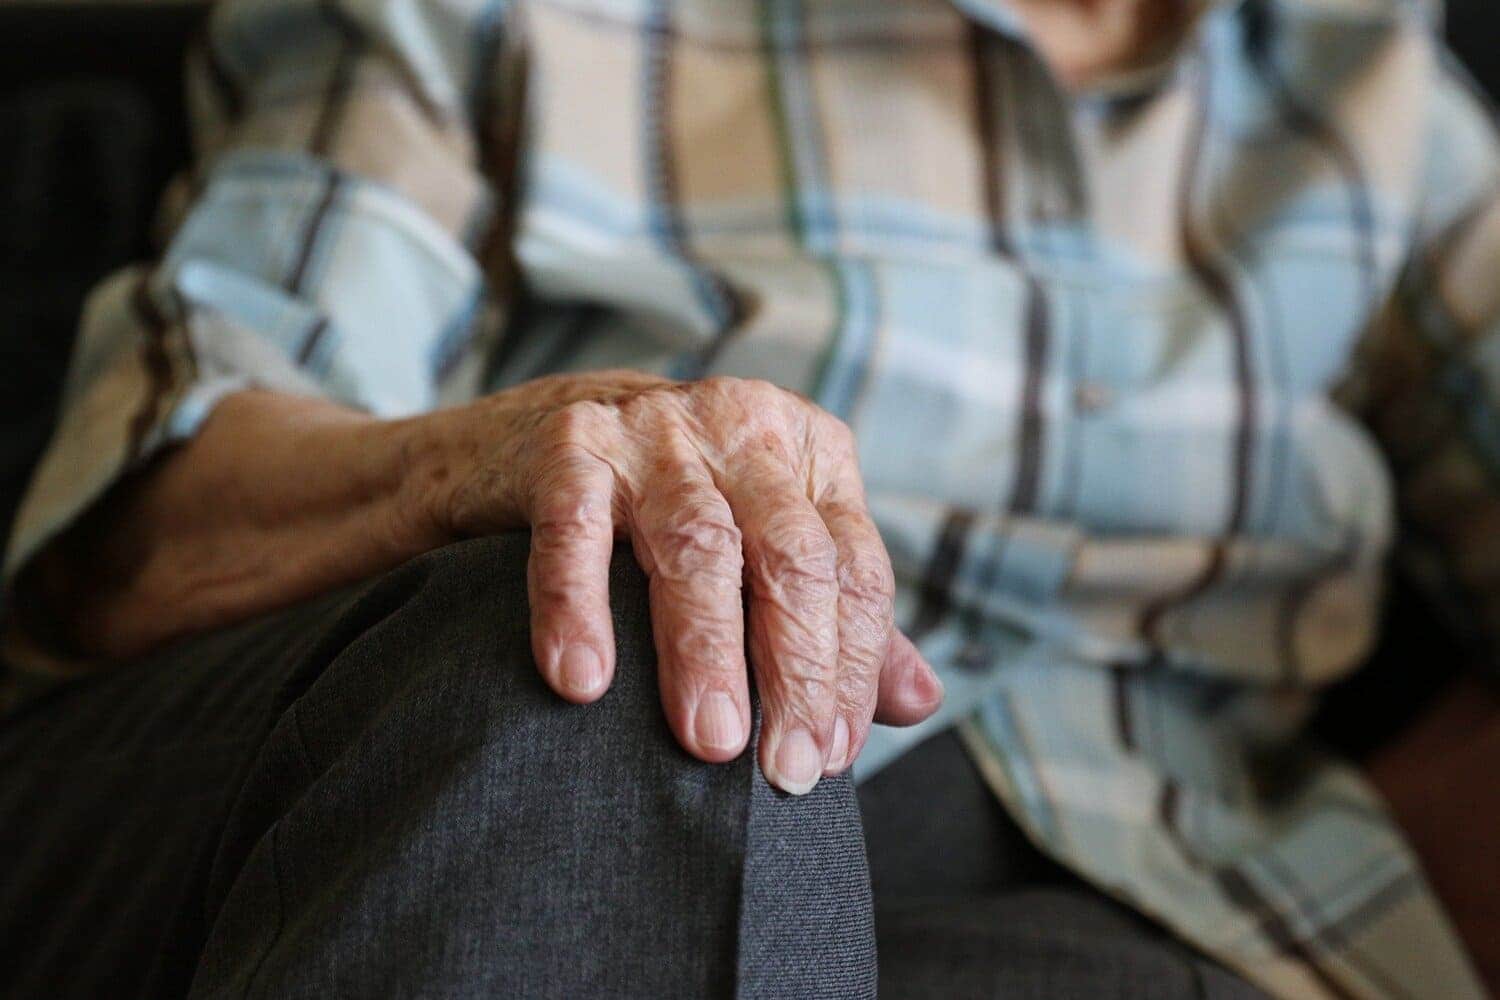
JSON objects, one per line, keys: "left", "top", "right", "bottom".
{"left": 1, "top": 266, "right": 326, "bottom": 621}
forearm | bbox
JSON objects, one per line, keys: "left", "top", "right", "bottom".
{"left": 9, "top": 0, "right": 502, "bottom": 658}
{"left": 14, "top": 371, "right": 940, "bottom": 791}
{"left": 19, "top": 390, "right": 454, "bottom": 660}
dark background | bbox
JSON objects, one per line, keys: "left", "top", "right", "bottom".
{"left": 0, "top": 1, "right": 1496, "bottom": 753}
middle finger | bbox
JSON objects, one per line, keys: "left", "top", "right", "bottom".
{"left": 722, "top": 449, "right": 842, "bottom": 795}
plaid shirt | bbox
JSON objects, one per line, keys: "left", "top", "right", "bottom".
{"left": 6, "top": 0, "right": 1496, "bottom": 994}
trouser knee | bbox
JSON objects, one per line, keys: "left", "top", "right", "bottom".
{"left": 198, "top": 534, "right": 875, "bottom": 998}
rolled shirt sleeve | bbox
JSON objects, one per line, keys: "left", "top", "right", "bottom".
{"left": 2, "top": 0, "right": 512, "bottom": 594}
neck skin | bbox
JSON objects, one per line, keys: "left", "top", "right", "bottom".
{"left": 1005, "top": 0, "right": 1191, "bottom": 89}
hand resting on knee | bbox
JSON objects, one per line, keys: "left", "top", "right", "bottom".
{"left": 18, "top": 373, "right": 944, "bottom": 794}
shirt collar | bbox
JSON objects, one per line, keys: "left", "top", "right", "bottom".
{"left": 949, "top": 0, "right": 1239, "bottom": 97}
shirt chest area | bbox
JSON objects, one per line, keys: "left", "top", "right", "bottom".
{"left": 504, "top": 2, "right": 1411, "bottom": 541}
{"left": 514, "top": 0, "right": 1398, "bottom": 374}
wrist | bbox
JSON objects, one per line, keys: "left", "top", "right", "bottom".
{"left": 398, "top": 394, "right": 531, "bottom": 543}
{"left": 386, "top": 404, "right": 484, "bottom": 552}
{"left": 21, "top": 391, "right": 459, "bottom": 658}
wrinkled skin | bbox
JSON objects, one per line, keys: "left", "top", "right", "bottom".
{"left": 427, "top": 371, "right": 944, "bottom": 793}
{"left": 28, "top": 374, "right": 943, "bottom": 796}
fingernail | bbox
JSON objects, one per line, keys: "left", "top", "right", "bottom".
{"left": 825, "top": 716, "right": 851, "bottom": 775}
{"left": 769, "top": 727, "right": 823, "bottom": 795}
{"left": 558, "top": 644, "right": 605, "bottom": 697}
{"left": 694, "top": 692, "right": 745, "bottom": 753}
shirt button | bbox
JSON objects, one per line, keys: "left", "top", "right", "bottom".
{"left": 1073, "top": 381, "right": 1113, "bottom": 413}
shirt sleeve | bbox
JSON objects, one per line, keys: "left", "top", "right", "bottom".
{"left": 2, "top": 0, "right": 517, "bottom": 590}
{"left": 1344, "top": 56, "right": 1500, "bottom": 676}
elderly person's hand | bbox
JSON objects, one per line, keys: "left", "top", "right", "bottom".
{"left": 22, "top": 374, "right": 942, "bottom": 794}
{"left": 417, "top": 371, "right": 941, "bottom": 791}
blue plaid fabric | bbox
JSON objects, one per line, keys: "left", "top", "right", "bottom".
{"left": 6, "top": 1, "right": 1495, "bottom": 994}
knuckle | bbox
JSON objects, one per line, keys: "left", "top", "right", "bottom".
{"left": 652, "top": 498, "right": 744, "bottom": 580}
{"left": 528, "top": 557, "right": 603, "bottom": 619}
{"left": 529, "top": 570, "right": 594, "bottom": 618}
{"left": 837, "top": 664, "right": 881, "bottom": 713}
{"left": 540, "top": 399, "right": 613, "bottom": 449}
{"left": 736, "top": 377, "right": 787, "bottom": 406}
{"left": 699, "top": 374, "right": 770, "bottom": 399}
{"left": 696, "top": 374, "right": 745, "bottom": 398}
{"left": 815, "top": 408, "right": 856, "bottom": 448}
{"left": 679, "top": 378, "right": 822, "bottom": 463}
{"left": 696, "top": 376, "right": 788, "bottom": 421}
{"left": 528, "top": 439, "right": 613, "bottom": 528}
{"left": 839, "top": 550, "right": 895, "bottom": 624}
{"left": 762, "top": 514, "right": 839, "bottom": 572}
{"left": 616, "top": 385, "right": 671, "bottom": 421}
{"left": 832, "top": 608, "right": 890, "bottom": 707}
{"left": 532, "top": 490, "right": 610, "bottom": 545}
{"left": 665, "top": 622, "right": 741, "bottom": 675}
{"left": 766, "top": 651, "right": 836, "bottom": 711}
{"left": 751, "top": 519, "right": 839, "bottom": 602}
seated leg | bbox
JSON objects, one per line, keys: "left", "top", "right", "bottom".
{"left": 861, "top": 730, "right": 1266, "bottom": 1000}
{"left": 1, "top": 534, "right": 875, "bottom": 999}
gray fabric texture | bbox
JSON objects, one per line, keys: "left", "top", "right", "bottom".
{"left": 0, "top": 534, "right": 874, "bottom": 999}
{"left": 859, "top": 730, "right": 1268, "bottom": 1000}
{"left": 3, "top": 532, "right": 1262, "bottom": 998}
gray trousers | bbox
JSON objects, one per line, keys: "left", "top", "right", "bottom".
{"left": 0, "top": 535, "right": 1263, "bottom": 999}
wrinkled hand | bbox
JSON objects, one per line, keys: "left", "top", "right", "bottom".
{"left": 422, "top": 371, "right": 944, "bottom": 793}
